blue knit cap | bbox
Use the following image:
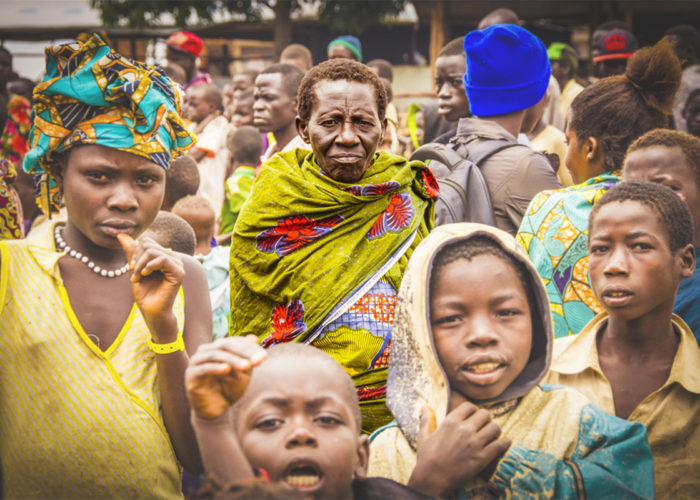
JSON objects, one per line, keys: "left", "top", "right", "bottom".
{"left": 463, "top": 24, "right": 551, "bottom": 117}
{"left": 328, "top": 35, "right": 362, "bottom": 62}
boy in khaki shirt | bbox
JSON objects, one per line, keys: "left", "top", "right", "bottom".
{"left": 546, "top": 181, "right": 699, "bottom": 499}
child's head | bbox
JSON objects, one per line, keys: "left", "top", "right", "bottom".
{"left": 184, "top": 84, "right": 223, "bottom": 124}
{"left": 228, "top": 125, "right": 263, "bottom": 168}
{"left": 231, "top": 343, "right": 367, "bottom": 499}
{"left": 163, "top": 155, "right": 200, "bottom": 211}
{"left": 280, "top": 44, "right": 313, "bottom": 73}
{"left": 232, "top": 70, "right": 259, "bottom": 99}
{"left": 172, "top": 195, "right": 216, "bottom": 247}
{"left": 385, "top": 225, "right": 552, "bottom": 447}
{"left": 434, "top": 37, "right": 469, "bottom": 122}
{"left": 231, "top": 89, "right": 254, "bottom": 129}
{"left": 623, "top": 128, "right": 700, "bottom": 245}
{"left": 141, "top": 210, "right": 196, "bottom": 255}
{"left": 588, "top": 181, "right": 696, "bottom": 321}
{"left": 429, "top": 234, "right": 542, "bottom": 404}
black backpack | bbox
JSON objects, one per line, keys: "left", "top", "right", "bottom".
{"left": 411, "top": 139, "right": 521, "bottom": 226}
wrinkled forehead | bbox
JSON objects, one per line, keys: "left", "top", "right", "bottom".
{"left": 231, "top": 354, "right": 361, "bottom": 434}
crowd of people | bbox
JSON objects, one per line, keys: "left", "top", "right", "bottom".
{"left": 0, "top": 6, "right": 699, "bottom": 499}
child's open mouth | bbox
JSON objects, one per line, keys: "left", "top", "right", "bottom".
{"left": 466, "top": 362, "right": 502, "bottom": 374}
{"left": 283, "top": 464, "right": 323, "bottom": 490}
{"left": 602, "top": 287, "right": 634, "bottom": 306}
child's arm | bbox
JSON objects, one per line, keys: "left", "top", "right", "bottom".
{"left": 118, "top": 234, "right": 211, "bottom": 474}
{"left": 185, "top": 336, "right": 267, "bottom": 484}
{"left": 489, "top": 403, "right": 654, "bottom": 499}
{"left": 407, "top": 403, "right": 511, "bottom": 497}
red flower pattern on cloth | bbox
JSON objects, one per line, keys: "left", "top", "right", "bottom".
{"left": 262, "top": 300, "right": 307, "bottom": 347}
{"left": 357, "top": 385, "right": 387, "bottom": 401}
{"left": 256, "top": 214, "right": 344, "bottom": 256}
{"left": 420, "top": 168, "right": 440, "bottom": 199}
{"left": 344, "top": 181, "right": 400, "bottom": 197}
{"left": 367, "top": 192, "right": 414, "bottom": 240}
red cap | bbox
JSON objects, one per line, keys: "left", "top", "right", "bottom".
{"left": 166, "top": 31, "right": 203, "bottom": 58}
{"left": 592, "top": 28, "right": 638, "bottom": 63}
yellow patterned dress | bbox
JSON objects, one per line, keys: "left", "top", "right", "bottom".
{"left": 517, "top": 172, "right": 620, "bottom": 337}
{"left": 0, "top": 222, "right": 184, "bottom": 499}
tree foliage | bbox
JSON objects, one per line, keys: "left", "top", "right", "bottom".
{"left": 91, "top": 0, "right": 407, "bottom": 34}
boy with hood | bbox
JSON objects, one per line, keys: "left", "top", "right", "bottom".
{"left": 369, "top": 223, "right": 654, "bottom": 498}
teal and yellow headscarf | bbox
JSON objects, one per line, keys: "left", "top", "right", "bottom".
{"left": 23, "top": 34, "right": 195, "bottom": 215}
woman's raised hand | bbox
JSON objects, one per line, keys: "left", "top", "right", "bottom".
{"left": 118, "top": 234, "right": 184, "bottom": 329}
{"left": 185, "top": 336, "right": 266, "bottom": 420}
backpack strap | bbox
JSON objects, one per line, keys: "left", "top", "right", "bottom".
{"left": 410, "top": 142, "right": 465, "bottom": 176}
{"left": 463, "top": 139, "right": 523, "bottom": 166}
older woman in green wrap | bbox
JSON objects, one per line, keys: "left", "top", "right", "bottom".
{"left": 229, "top": 59, "right": 438, "bottom": 433}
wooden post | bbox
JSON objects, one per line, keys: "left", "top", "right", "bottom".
{"left": 429, "top": 0, "right": 446, "bottom": 88}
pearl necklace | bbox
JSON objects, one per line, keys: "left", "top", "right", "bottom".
{"left": 54, "top": 226, "right": 130, "bottom": 278}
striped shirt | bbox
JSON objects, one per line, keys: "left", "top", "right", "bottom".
{"left": 0, "top": 222, "right": 184, "bottom": 499}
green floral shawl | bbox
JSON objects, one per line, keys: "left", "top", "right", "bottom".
{"left": 229, "top": 148, "right": 437, "bottom": 346}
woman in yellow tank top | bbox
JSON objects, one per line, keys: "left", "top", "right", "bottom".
{"left": 0, "top": 35, "right": 212, "bottom": 498}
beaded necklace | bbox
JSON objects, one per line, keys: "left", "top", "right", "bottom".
{"left": 54, "top": 225, "right": 129, "bottom": 278}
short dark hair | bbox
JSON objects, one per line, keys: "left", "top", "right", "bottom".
{"left": 234, "top": 69, "right": 260, "bottom": 86}
{"left": 259, "top": 63, "right": 305, "bottom": 99}
{"left": 164, "top": 155, "right": 200, "bottom": 211}
{"left": 569, "top": 40, "right": 682, "bottom": 173}
{"left": 199, "top": 84, "right": 223, "bottom": 110}
{"left": 228, "top": 125, "right": 263, "bottom": 166}
{"left": 589, "top": 180, "right": 693, "bottom": 251}
{"left": 280, "top": 43, "right": 313, "bottom": 70}
{"left": 367, "top": 59, "right": 393, "bottom": 82}
{"left": 431, "top": 236, "right": 531, "bottom": 300}
{"left": 172, "top": 194, "right": 216, "bottom": 244}
{"left": 438, "top": 37, "right": 465, "bottom": 58}
{"left": 625, "top": 128, "right": 700, "bottom": 184}
{"left": 145, "top": 211, "right": 196, "bottom": 256}
{"left": 234, "top": 88, "right": 254, "bottom": 104}
{"left": 297, "top": 59, "right": 387, "bottom": 123}
{"left": 232, "top": 343, "right": 362, "bottom": 433}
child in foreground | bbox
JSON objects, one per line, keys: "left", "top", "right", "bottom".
{"left": 369, "top": 223, "right": 654, "bottom": 498}
{"left": 185, "top": 340, "right": 433, "bottom": 499}
{"left": 546, "top": 181, "right": 699, "bottom": 498}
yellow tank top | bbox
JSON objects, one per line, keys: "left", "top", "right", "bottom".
{"left": 0, "top": 223, "right": 184, "bottom": 499}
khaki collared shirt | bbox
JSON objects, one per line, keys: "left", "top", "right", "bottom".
{"left": 546, "top": 313, "right": 700, "bottom": 499}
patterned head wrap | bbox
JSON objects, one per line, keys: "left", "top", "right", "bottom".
{"left": 23, "top": 34, "right": 195, "bottom": 215}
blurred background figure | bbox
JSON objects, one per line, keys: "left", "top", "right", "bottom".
{"left": 165, "top": 30, "right": 213, "bottom": 88}
{"left": 280, "top": 43, "right": 313, "bottom": 72}
{"left": 548, "top": 42, "right": 587, "bottom": 126}
{"left": 591, "top": 26, "right": 638, "bottom": 79}
{"left": 327, "top": 35, "right": 362, "bottom": 61}
{"left": 184, "top": 84, "right": 229, "bottom": 214}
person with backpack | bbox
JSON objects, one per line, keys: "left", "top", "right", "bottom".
{"left": 425, "top": 24, "right": 560, "bottom": 234}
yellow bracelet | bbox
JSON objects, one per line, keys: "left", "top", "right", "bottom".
{"left": 148, "top": 331, "right": 185, "bottom": 354}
